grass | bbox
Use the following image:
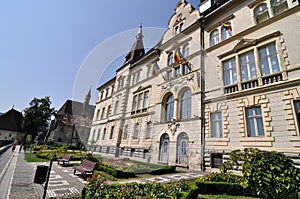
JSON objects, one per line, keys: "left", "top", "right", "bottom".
{"left": 25, "top": 152, "right": 49, "bottom": 162}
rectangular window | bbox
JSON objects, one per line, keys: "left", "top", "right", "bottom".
{"left": 114, "top": 100, "right": 119, "bottom": 115}
{"left": 146, "top": 122, "right": 152, "bottom": 139}
{"left": 123, "top": 125, "right": 128, "bottom": 140}
{"left": 294, "top": 101, "right": 300, "bottom": 132}
{"left": 211, "top": 112, "right": 223, "bottom": 138}
{"left": 132, "top": 90, "right": 150, "bottom": 114}
{"left": 223, "top": 58, "right": 237, "bottom": 86}
{"left": 259, "top": 43, "right": 280, "bottom": 76}
{"left": 97, "top": 129, "right": 101, "bottom": 140}
{"left": 100, "top": 107, "right": 106, "bottom": 119}
{"left": 106, "top": 105, "right": 111, "bottom": 118}
{"left": 133, "top": 124, "right": 140, "bottom": 139}
{"left": 143, "top": 91, "right": 149, "bottom": 109}
{"left": 102, "top": 128, "right": 106, "bottom": 140}
{"left": 109, "top": 126, "right": 114, "bottom": 139}
{"left": 246, "top": 107, "right": 265, "bottom": 137}
{"left": 175, "top": 67, "right": 181, "bottom": 77}
{"left": 132, "top": 96, "right": 138, "bottom": 111}
{"left": 167, "top": 70, "right": 173, "bottom": 80}
{"left": 240, "top": 51, "right": 257, "bottom": 81}
{"left": 211, "top": 154, "right": 223, "bottom": 168}
{"left": 183, "top": 64, "right": 189, "bottom": 75}
{"left": 137, "top": 93, "right": 143, "bottom": 110}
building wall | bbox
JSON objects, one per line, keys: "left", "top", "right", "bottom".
{"left": 203, "top": 0, "right": 300, "bottom": 171}
{"left": 88, "top": 1, "right": 203, "bottom": 170}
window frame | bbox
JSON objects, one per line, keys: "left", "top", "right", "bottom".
{"left": 210, "top": 29, "right": 220, "bottom": 46}
{"left": 180, "top": 89, "right": 192, "bottom": 120}
{"left": 223, "top": 57, "right": 237, "bottom": 86}
{"left": 239, "top": 50, "right": 257, "bottom": 81}
{"left": 211, "top": 112, "right": 223, "bottom": 138}
{"left": 246, "top": 107, "right": 265, "bottom": 137}
{"left": 165, "top": 94, "right": 174, "bottom": 122}
{"left": 254, "top": 3, "right": 270, "bottom": 24}
{"left": 294, "top": 101, "right": 300, "bottom": 133}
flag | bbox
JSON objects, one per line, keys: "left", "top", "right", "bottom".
{"left": 174, "top": 48, "right": 183, "bottom": 63}
{"left": 222, "top": 22, "right": 232, "bottom": 31}
{"left": 152, "top": 62, "right": 160, "bottom": 75}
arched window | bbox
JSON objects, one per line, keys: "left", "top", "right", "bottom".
{"left": 183, "top": 44, "right": 190, "bottom": 58}
{"left": 254, "top": 3, "right": 269, "bottom": 24}
{"left": 168, "top": 52, "right": 174, "bottom": 66}
{"left": 180, "top": 89, "right": 192, "bottom": 120}
{"left": 271, "top": 0, "right": 288, "bottom": 16}
{"left": 210, "top": 29, "right": 219, "bottom": 46}
{"left": 221, "top": 22, "right": 232, "bottom": 41}
{"left": 165, "top": 94, "right": 174, "bottom": 122}
{"left": 159, "top": 133, "right": 169, "bottom": 163}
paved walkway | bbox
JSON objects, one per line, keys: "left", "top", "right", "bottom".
{"left": 1, "top": 146, "right": 204, "bottom": 199}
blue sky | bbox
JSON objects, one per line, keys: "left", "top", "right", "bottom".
{"left": 0, "top": 0, "right": 199, "bottom": 113}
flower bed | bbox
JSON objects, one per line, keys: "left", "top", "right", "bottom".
{"left": 82, "top": 174, "right": 189, "bottom": 199}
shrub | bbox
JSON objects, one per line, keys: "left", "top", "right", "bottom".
{"left": 227, "top": 148, "right": 300, "bottom": 199}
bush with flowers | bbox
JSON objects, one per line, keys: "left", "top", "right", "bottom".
{"left": 82, "top": 174, "right": 189, "bottom": 199}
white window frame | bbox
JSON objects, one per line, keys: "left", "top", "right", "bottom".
{"left": 211, "top": 112, "right": 223, "bottom": 138}
{"left": 246, "top": 107, "right": 265, "bottom": 137}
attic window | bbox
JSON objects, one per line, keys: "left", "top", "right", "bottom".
{"left": 175, "top": 23, "right": 184, "bottom": 35}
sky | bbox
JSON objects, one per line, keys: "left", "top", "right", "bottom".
{"left": 0, "top": 0, "right": 199, "bottom": 113}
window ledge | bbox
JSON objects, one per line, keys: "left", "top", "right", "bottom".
{"left": 240, "top": 136, "right": 274, "bottom": 147}
{"left": 206, "top": 138, "right": 229, "bottom": 146}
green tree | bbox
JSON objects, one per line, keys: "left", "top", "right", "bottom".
{"left": 22, "top": 96, "right": 55, "bottom": 144}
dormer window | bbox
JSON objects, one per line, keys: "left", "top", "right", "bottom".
{"left": 174, "top": 23, "right": 184, "bottom": 35}
{"left": 271, "top": 0, "right": 288, "bottom": 16}
{"left": 254, "top": 3, "right": 269, "bottom": 24}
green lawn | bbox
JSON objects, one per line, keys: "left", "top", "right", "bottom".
{"left": 24, "top": 152, "right": 49, "bottom": 162}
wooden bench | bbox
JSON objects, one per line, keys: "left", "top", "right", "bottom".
{"left": 57, "top": 154, "right": 71, "bottom": 166}
{"left": 73, "top": 159, "right": 97, "bottom": 180}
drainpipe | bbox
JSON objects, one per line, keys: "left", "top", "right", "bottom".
{"left": 200, "top": 16, "right": 206, "bottom": 172}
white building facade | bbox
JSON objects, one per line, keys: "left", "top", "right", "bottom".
{"left": 88, "top": 0, "right": 300, "bottom": 171}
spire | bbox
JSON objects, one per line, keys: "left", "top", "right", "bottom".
{"left": 124, "top": 24, "right": 145, "bottom": 64}
{"left": 136, "top": 23, "right": 144, "bottom": 40}
{"left": 83, "top": 88, "right": 91, "bottom": 109}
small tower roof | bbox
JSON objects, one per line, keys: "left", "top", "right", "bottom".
{"left": 123, "top": 24, "right": 145, "bottom": 65}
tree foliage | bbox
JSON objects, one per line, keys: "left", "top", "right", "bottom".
{"left": 22, "top": 96, "right": 55, "bottom": 144}
{"left": 222, "top": 148, "right": 300, "bottom": 199}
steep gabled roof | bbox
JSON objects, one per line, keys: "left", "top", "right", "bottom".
{"left": 56, "top": 99, "right": 95, "bottom": 119}
{"left": 0, "top": 109, "right": 24, "bottom": 132}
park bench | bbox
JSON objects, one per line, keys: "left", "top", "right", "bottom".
{"left": 73, "top": 159, "right": 97, "bottom": 180}
{"left": 57, "top": 154, "right": 71, "bottom": 166}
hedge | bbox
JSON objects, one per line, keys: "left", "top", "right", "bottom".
{"left": 195, "top": 181, "right": 254, "bottom": 197}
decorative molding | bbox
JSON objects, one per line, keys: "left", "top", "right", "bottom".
{"left": 282, "top": 88, "right": 300, "bottom": 136}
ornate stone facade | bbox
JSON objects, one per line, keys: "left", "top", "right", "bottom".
{"left": 89, "top": 0, "right": 300, "bottom": 171}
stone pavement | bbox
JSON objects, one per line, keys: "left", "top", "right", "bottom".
{"left": 2, "top": 146, "right": 204, "bottom": 199}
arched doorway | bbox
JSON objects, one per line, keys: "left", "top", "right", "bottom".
{"left": 159, "top": 133, "right": 169, "bottom": 163}
{"left": 176, "top": 132, "right": 189, "bottom": 165}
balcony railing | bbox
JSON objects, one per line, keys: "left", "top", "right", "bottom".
{"left": 262, "top": 73, "right": 282, "bottom": 85}
{"left": 241, "top": 79, "right": 259, "bottom": 90}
